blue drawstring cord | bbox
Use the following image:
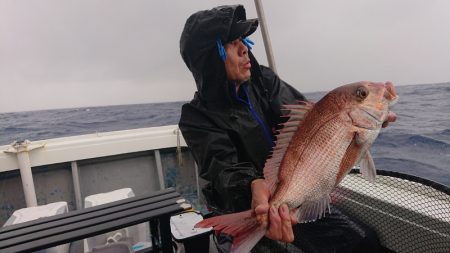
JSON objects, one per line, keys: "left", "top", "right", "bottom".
{"left": 230, "top": 83, "right": 274, "bottom": 148}
{"left": 216, "top": 37, "right": 255, "bottom": 62}
{"left": 216, "top": 38, "right": 227, "bottom": 62}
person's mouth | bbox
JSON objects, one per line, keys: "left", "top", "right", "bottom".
{"left": 243, "top": 60, "right": 251, "bottom": 69}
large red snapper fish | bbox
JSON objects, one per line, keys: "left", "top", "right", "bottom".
{"left": 196, "top": 81, "right": 399, "bottom": 253}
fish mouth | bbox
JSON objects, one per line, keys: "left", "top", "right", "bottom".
{"left": 388, "top": 95, "right": 399, "bottom": 106}
{"left": 384, "top": 82, "right": 399, "bottom": 106}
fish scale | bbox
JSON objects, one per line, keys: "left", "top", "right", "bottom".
{"left": 279, "top": 114, "right": 353, "bottom": 208}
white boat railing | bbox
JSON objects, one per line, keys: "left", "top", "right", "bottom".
{"left": 0, "top": 125, "right": 187, "bottom": 208}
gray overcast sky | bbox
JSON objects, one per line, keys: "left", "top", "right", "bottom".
{"left": 1, "top": 0, "right": 449, "bottom": 113}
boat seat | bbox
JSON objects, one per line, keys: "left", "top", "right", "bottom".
{"left": 0, "top": 188, "right": 190, "bottom": 253}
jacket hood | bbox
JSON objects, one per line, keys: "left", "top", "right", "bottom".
{"left": 179, "top": 5, "right": 259, "bottom": 105}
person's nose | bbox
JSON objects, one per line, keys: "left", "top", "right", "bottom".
{"left": 238, "top": 40, "right": 248, "bottom": 56}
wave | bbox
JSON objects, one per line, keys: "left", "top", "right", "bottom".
{"left": 375, "top": 133, "right": 450, "bottom": 151}
{"left": 439, "top": 129, "right": 450, "bottom": 136}
{"left": 2, "top": 126, "right": 38, "bottom": 132}
{"left": 374, "top": 157, "right": 450, "bottom": 186}
{"left": 374, "top": 157, "right": 440, "bottom": 171}
{"left": 406, "top": 135, "right": 450, "bottom": 150}
{"left": 64, "top": 120, "right": 120, "bottom": 127}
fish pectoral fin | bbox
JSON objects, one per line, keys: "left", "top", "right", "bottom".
{"left": 295, "top": 195, "right": 331, "bottom": 223}
{"left": 359, "top": 150, "right": 377, "bottom": 182}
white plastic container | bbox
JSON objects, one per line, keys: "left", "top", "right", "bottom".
{"left": 3, "top": 201, "right": 70, "bottom": 253}
{"left": 83, "top": 188, "right": 149, "bottom": 252}
{"left": 170, "top": 212, "right": 213, "bottom": 253}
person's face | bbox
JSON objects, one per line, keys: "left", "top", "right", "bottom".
{"left": 224, "top": 38, "right": 251, "bottom": 82}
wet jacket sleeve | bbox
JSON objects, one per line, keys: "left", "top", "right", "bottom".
{"left": 179, "top": 105, "right": 261, "bottom": 213}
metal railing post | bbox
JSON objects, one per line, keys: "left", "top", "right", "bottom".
{"left": 4, "top": 140, "right": 44, "bottom": 207}
{"left": 71, "top": 161, "right": 83, "bottom": 209}
{"left": 154, "top": 150, "right": 166, "bottom": 189}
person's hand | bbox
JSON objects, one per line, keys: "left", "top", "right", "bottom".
{"left": 382, "top": 111, "right": 397, "bottom": 128}
{"left": 251, "top": 179, "right": 297, "bottom": 243}
{"left": 251, "top": 179, "right": 270, "bottom": 226}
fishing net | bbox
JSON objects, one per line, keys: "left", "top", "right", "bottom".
{"left": 331, "top": 169, "right": 450, "bottom": 253}
{"left": 245, "top": 169, "right": 450, "bottom": 253}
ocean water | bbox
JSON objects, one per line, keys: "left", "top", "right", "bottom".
{"left": 1, "top": 83, "right": 449, "bottom": 187}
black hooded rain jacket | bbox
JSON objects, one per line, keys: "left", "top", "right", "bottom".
{"left": 179, "top": 5, "right": 306, "bottom": 213}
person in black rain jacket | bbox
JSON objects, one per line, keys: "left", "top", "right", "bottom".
{"left": 179, "top": 5, "right": 386, "bottom": 253}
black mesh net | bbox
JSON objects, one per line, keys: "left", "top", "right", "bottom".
{"left": 214, "top": 170, "right": 450, "bottom": 253}
{"left": 331, "top": 169, "right": 450, "bottom": 253}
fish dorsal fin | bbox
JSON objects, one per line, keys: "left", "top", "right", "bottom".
{"left": 263, "top": 101, "right": 314, "bottom": 194}
{"left": 360, "top": 150, "right": 377, "bottom": 182}
{"left": 295, "top": 195, "right": 331, "bottom": 223}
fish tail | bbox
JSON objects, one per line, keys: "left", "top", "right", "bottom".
{"left": 195, "top": 210, "right": 266, "bottom": 253}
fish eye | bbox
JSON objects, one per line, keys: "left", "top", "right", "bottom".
{"left": 356, "top": 87, "right": 369, "bottom": 100}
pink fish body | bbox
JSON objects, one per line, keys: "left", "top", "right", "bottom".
{"left": 197, "top": 81, "right": 399, "bottom": 253}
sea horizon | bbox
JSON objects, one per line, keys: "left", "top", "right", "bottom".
{"left": 1, "top": 81, "right": 448, "bottom": 114}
